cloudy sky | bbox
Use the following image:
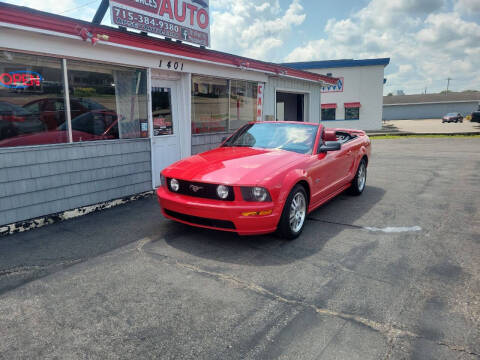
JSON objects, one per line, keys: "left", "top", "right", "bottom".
{"left": 4, "top": 0, "right": 480, "bottom": 94}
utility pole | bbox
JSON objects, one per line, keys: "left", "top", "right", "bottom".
{"left": 446, "top": 77, "right": 452, "bottom": 95}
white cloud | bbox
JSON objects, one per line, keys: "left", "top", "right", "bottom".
{"left": 210, "top": 0, "right": 305, "bottom": 59}
{"left": 455, "top": 0, "right": 480, "bottom": 14}
{"left": 285, "top": 0, "right": 480, "bottom": 94}
{"left": 5, "top": 0, "right": 77, "bottom": 13}
{"left": 2, "top": 0, "right": 98, "bottom": 21}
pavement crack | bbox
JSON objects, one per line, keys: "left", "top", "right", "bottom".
{"left": 0, "top": 259, "right": 83, "bottom": 277}
{"left": 435, "top": 341, "right": 480, "bottom": 357}
{"left": 174, "top": 261, "right": 416, "bottom": 341}
{"left": 142, "top": 249, "right": 480, "bottom": 357}
{"left": 307, "top": 217, "right": 364, "bottom": 229}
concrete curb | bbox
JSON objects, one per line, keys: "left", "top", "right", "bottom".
{"left": 0, "top": 191, "right": 154, "bottom": 237}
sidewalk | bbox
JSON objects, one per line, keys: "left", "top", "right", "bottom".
{"left": 367, "top": 119, "right": 480, "bottom": 135}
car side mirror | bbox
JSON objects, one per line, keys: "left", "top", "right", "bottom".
{"left": 319, "top": 141, "right": 341, "bottom": 153}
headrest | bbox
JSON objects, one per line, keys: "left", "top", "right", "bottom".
{"left": 323, "top": 130, "right": 337, "bottom": 142}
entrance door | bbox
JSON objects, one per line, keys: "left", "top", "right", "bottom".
{"left": 151, "top": 79, "right": 181, "bottom": 188}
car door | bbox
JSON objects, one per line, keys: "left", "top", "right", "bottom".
{"left": 309, "top": 136, "right": 352, "bottom": 207}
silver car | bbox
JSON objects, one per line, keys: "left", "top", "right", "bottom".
{"left": 442, "top": 112, "right": 463, "bottom": 123}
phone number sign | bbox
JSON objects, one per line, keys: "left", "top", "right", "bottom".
{"left": 109, "top": 0, "right": 210, "bottom": 47}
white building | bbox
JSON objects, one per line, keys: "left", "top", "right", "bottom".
{"left": 283, "top": 59, "right": 390, "bottom": 130}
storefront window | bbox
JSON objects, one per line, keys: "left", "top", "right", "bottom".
{"left": 321, "top": 108, "right": 336, "bottom": 120}
{"left": 191, "top": 76, "right": 229, "bottom": 134}
{"left": 229, "top": 80, "right": 257, "bottom": 131}
{"left": 345, "top": 107, "right": 360, "bottom": 120}
{"left": 0, "top": 51, "right": 66, "bottom": 147}
{"left": 66, "top": 61, "right": 148, "bottom": 142}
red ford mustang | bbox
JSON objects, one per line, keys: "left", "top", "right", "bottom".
{"left": 156, "top": 121, "right": 371, "bottom": 239}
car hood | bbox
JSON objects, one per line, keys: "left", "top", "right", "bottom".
{"left": 163, "top": 147, "right": 304, "bottom": 185}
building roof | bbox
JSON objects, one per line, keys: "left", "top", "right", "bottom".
{"left": 282, "top": 58, "right": 391, "bottom": 70}
{"left": 0, "top": 2, "right": 338, "bottom": 85}
{"left": 383, "top": 92, "right": 480, "bottom": 105}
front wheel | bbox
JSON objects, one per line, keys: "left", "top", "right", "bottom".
{"left": 277, "top": 185, "right": 308, "bottom": 240}
{"left": 348, "top": 159, "right": 367, "bottom": 195}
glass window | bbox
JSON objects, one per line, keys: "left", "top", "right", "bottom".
{"left": 66, "top": 60, "right": 148, "bottom": 142}
{"left": 229, "top": 80, "right": 257, "bottom": 131}
{"left": 0, "top": 51, "right": 66, "bottom": 147}
{"left": 191, "top": 76, "right": 229, "bottom": 134}
{"left": 152, "top": 87, "right": 173, "bottom": 136}
{"left": 322, "top": 108, "right": 336, "bottom": 120}
{"left": 345, "top": 107, "right": 360, "bottom": 120}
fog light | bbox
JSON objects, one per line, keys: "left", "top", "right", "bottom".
{"left": 170, "top": 178, "right": 180, "bottom": 192}
{"left": 216, "top": 185, "right": 229, "bottom": 199}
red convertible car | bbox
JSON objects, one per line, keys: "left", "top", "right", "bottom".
{"left": 157, "top": 121, "right": 371, "bottom": 239}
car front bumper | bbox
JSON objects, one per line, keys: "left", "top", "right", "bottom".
{"left": 156, "top": 187, "right": 282, "bottom": 235}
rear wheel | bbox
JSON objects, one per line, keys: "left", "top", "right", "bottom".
{"left": 348, "top": 159, "right": 367, "bottom": 195}
{"left": 277, "top": 184, "right": 307, "bottom": 240}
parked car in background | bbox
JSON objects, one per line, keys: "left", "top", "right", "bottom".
{"left": 22, "top": 97, "right": 106, "bottom": 130}
{"left": 157, "top": 121, "right": 371, "bottom": 239}
{"left": 471, "top": 106, "right": 480, "bottom": 123}
{"left": 442, "top": 112, "right": 463, "bottom": 123}
{"left": 0, "top": 109, "right": 120, "bottom": 147}
{"left": 0, "top": 101, "right": 45, "bottom": 140}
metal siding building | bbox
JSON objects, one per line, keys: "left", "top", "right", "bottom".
{"left": 383, "top": 93, "right": 480, "bottom": 120}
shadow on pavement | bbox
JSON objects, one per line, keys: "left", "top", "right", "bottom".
{"left": 163, "top": 186, "right": 385, "bottom": 266}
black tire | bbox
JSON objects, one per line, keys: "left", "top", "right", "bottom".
{"left": 348, "top": 158, "right": 367, "bottom": 196}
{"left": 277, "top": 184, "right": 308, "bottom": 240}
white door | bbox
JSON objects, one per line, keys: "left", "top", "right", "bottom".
{"left": 151, "top": 79, "right": 181, "bottom": 188}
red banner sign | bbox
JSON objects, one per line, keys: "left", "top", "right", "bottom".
{"left": 109, "top": 0, "right": 210, "bottom": 47}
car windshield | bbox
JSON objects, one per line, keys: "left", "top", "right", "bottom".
{"left": 446, "top": 113, "right": 457, "bottom": 116}
{"left": 223, "top": 122, "right": 318, "bottom": 154}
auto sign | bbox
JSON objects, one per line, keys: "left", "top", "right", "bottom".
{"left": 109, "top": 0, "right": 210, "bottom": 47}
{"left": 0, "top": 71, "right": 42, "bottom": 89}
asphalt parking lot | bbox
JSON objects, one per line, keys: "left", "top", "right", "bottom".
{"left": 0, "top": 138, "right": 479, "bottom": 359}
{"left": 381, "top": 119, "right": 480, "bottom": 134}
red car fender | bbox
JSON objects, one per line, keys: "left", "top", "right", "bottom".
{"left": 352, "top": 144, "right": 370, "bottom": 175}
{"left": 275, "top": 168, "right": 312, "bottom": 209}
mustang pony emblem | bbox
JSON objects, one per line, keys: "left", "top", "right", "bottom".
{"left": 189, "top": 184, "right": 203, "bottom": 192}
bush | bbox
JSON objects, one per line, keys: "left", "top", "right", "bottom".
{"left": 74, "top": 87, "right": 96, "bottom": 97}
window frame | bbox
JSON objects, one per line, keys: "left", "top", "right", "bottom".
{"left": 0, "top": 50, "right": 149, "bottom": 149}
{"left": 321, "top": 107, "right": 336, "bottom": 121}
{"left": 191, "top": 74, "right": 259, "bottom": 135}
{"left": 344, "top": 106, "right": 360, "bottom": 120}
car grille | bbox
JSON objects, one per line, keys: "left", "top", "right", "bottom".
{"left": 164, "top": 209, "right": 236, "bottom": 229}
{"left": 167, "top": 179, "right": 234, "bottom": 201}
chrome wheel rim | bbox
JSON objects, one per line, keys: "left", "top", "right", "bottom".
{"left": 357, "top": 162, "right": 366, "bottom": 191}
{"left": 289, "top": 192, "right": 306, "bottom": 233}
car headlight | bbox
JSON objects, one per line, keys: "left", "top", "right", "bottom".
{"left": 241, "top": 186, "right": 272, "bottom": 202}
{"left": 216, "top": 185, "right": 229, "bottom": 199}
{"left": 170, "top": 178, "right": 180, "bottom": 192}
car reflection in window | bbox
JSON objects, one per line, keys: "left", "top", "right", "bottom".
{"left": 58, "top": 110, "right": 119, "bottom": 141}
{"left": 0, "top": 101, "right": 45, "bottom": 140}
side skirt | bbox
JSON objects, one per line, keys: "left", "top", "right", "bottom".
{"left": 308, "top": 183, "right": 351, "bottom": 213}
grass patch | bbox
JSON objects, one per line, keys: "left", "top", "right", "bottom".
{"left": 370, "top": 134, "right": 480, "bottom": 139}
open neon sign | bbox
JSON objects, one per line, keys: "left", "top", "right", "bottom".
{"left": 0, "top": 71, "right": 42, "bottom": 89}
